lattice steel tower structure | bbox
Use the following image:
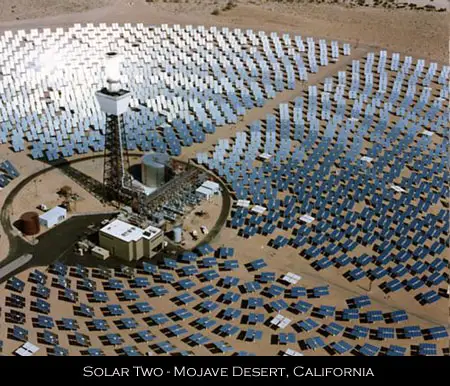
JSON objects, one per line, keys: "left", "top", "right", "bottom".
{"left": 96, "top": 52, "right": 133, "bottom": 204}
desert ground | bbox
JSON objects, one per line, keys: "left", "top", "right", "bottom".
{"left": 0, "top": 151, "right": 116, "bottom": 261}
{"left": 0, "top": 0, "right": 447, "bottom": 357}
{"left": 0, "top": 0, "right": 447, "bottom": 63}
{"left": 0, "top": 235, "right": 445, "bottom": 356}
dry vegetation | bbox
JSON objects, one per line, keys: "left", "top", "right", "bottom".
{"left": 144, "top": 0, "right": 448, "bottom": 11}
{"left": 0, "top": 0, "right": 447, "bottom": 23}
{"left": 211, "top": 0, "right": 238, "bottom": 15}
{"left": 152, "top": 0, "right": 448, "bottom": 11}
{"left": 0, "top": 2, "right": 447, "bottom": 63}
{"left": 265, "top": 0, "right": 447, "bottom": 11}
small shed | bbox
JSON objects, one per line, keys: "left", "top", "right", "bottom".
{"left": 196, "top": 186, "right": 213, "bottom": 201}
{"left": 39, "top": 206, "right": 67, "bottom": 228}
{"left": 201, "top": 180, "right": 220, "bottom": 194}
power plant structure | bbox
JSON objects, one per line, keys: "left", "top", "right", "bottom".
{"left": 172, "top": 224, "right": 183, "bottom": 244}
{"left": 19, "top": 212, "right": 40, "bottom": 236}
{"left": 99, "top": 218, "right": 164, "bottom": 262}
{"left": 141, "top": 153, "right": 171, "bottom": 191}
{"left": 94, "top": 52, "right": 209, "bottom": 228}
{"left": 95, "top": 52, "right": 135, "bottom": 205}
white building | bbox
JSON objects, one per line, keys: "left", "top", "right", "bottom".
{"left": 38, "top": 206, "right": 67, "bottom": 228}
{"left": 196, "top": 186, "right": 213, "bottom": 201}
{"left": 99, "top": 219, "right": 164, "bottom": 261}
{"left": 196, "top": 180, "right": 220, "bottom": 201}
{"left": 201, "top": 180, "right": 220, "bottom": 194}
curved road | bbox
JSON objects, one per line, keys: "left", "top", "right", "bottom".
{"left": 0, "top": 253, "right": 32, "bottom": 280}
{"left": 192, "top": 171, "right": 231, "bottom": 247}
{"left": 0, "top": 154, "right": 113, "bottom": 266}
{"left": 0, "top": 153, "right": 232, "bottom": 280}
{"left": 0, "top": 155, "right": 444, "bottom": 326}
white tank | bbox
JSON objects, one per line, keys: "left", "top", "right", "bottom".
{"left": 173, "top": 226, "right": 183, "bottom": 243}
{"left": 141, "top": 153, "right": 169, "bottom": 188}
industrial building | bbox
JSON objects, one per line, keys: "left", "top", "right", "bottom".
{"left": 99, "top": 219, "right": 164, "bottom": 262}
{"left": 195, "top": 186, "right": 214, "bottom": 201}
{"left": 195, "top": 180, "right": 221, "bottom": 201}
{"left": 141, "top": 153, "right": 170, "bottom": 190}
{"left": 201, "top": 180, "right": 220, "bottom": 194}
{"left": 38, "top": 206, "right": 67, "bottom": 228}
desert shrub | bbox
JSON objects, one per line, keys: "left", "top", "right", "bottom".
{"left": 224, "top": 1, "right": 237, "bottom": 10}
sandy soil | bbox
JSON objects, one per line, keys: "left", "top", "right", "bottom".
{"left": 0, "top": 152, "right": 116, "bottom": 262}
{"left": 0, "top": 241, "right": 446, "bottom": 356}
{"left": 0, "top": 150, "right": 49, "bottom": 260}
{"left": 181, "top": 194, "right": 223, "bottom": 249}
{"left": 10, "top": 167, "right": 113, "bottom": 238}
{"left": 71, "top": 155, "right": 224, "bottom": 248}
{"left": 0, "top": 0, "right": 448, "bottom": 357}
{"left": 0, "top": 0, "right": 447, "bottom": 63}
{"left": 199, "top": 50, "right": 448, "bottom": 326}
{"left": 0, "top": 0, "right": 115, "bottom": 22}
{"left": 216, "top": 223, "right": 447, "bottom": 326}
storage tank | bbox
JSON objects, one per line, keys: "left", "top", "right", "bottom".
{"left": 172, "top": 225, "right": 183, "bottom": 244}
{"left": 20, "top": 212, "right": 40, "bottom": 235}
{"left": 141, "top": 153, "right": 170, "bottom": 188}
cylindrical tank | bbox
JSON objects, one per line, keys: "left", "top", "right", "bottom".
{"left": 20, "top": 212, "right": 40, "bottom": 236}
{"left": 173, "top": 226, "right": 183, "bottom": 243}
{"left": 141, "top": 153, "right": 170, "bottom": 188}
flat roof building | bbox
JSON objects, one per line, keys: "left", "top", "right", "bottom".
{"left": 195, "top": 180, "right": 220, "bottom": 201}
{"left": 201, "top": 180, "right": 220, "bottom": 194}
{"left": 195, "top": 186, "right": 213, "bottom": 201}
{"left": 38, "top": 206, "right": 67, "bottom": 228}
{"left": 99, "top": 219, "right": 164, "bottom": 262}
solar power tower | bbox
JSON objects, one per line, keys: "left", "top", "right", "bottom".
{"left": 95, "top": 52, "right": 134, "bottom": 204}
